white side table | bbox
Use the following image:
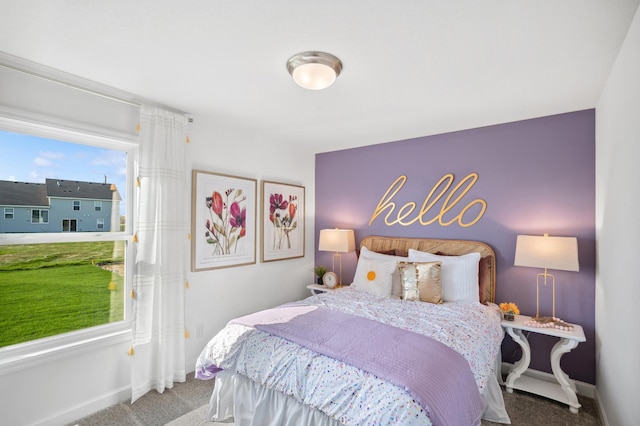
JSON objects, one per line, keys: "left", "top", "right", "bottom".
{"left": 306, "top": 284, "right": 332, "bottom": 295}
{"left": 502, "top": 314, "right": 586, "bottom": 414}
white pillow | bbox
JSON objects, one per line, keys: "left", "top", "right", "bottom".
{"left": 351, "top": 256, "right": 397, "bottom": 298}
{"left": 407, "top": 249, "right": 481, "bottom": 303}
{"left": 359, "top": 246, "right": 408, "bottom": 297}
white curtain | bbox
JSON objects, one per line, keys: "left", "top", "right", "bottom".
{"left": 131, "top": 105, "right": 189, "bottom": 402}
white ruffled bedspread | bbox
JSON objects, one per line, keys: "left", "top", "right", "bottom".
{"left": 196, "top": 288, "right": 505, "bottom": 425}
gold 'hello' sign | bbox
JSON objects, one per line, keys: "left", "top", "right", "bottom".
{"left": 369, "top": 172, "right": 487, "bottom": 227}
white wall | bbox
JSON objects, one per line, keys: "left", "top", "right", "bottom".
{"left": 183, "top": 115, "right": 317, "bottom": 368}
{"left": 595, "top": 4, "right": 640, "bottom": 426}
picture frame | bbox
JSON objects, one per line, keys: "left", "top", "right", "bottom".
{"left": 261, "top": 180, "right": 305, "bottom": 262}
{"left": 191, "top": 169, "right": 257, "bottom": 271}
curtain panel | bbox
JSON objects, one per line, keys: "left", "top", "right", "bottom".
{"left": 131, "top": 105, "right": 189, "bottom": 402}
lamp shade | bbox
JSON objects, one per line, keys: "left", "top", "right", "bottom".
{"left": 514, "top": 234, "right": 579, "bottom": 272}
{"left": 318, "top": 229, "right": 355, "bottom": 253}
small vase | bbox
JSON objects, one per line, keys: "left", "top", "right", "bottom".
{"left": 317, "top": 277, "right": 323, "bottom": 285}
{"left": 504, "top": 312, "right": 515, "bottom": 321}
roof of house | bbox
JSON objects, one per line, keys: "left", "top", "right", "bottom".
{"left": 44, "top": 179, "right": 116, "bottom": 201}
{"left": 0, "top": 179, "right": 118, "bottom": 207}
{"left": 0, "top": 181, "right": 48, "bottom": 207}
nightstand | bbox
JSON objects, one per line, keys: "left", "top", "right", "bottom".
{"left": 306, "top": 284, "right": 332, "bottom": 295}
{"left": 502, "top": 314, "right": 586, "bottom": 413}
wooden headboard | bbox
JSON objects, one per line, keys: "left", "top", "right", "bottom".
{"left": 360, "top": 235, "right": 496, "bottom": 303}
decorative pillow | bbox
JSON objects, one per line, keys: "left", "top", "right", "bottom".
{"left": 398, "top": 261, "right": 443, "bottom": 304}
{"left": 436, "top": 252, "right": 493, "bottom": 305}
{"left": 408, "top": 249, "right": 481, "bottom": 303}
{"left": 351, "top": 256, "right": 397, "bottom": 298}
{"left": 358, "top": 246, "right": 409, "bottom": 297}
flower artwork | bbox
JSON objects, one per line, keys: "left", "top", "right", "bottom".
{"left": 205, "top": 188, "right": 247, "bottom": 255}
{"left": 269, "top": 193, "right": 298, "bottom": 250}
{"left": 191, "top": 170, "right": 256, "bottom": 271}
{"left": 261, "top": 181, "right": 305, "bottom": 262}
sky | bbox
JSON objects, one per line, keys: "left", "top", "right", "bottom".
{"left": 0, "top": 129, "right": 128, "bottom": 214}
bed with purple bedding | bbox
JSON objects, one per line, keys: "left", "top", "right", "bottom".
{"left": 195, "top": 236, "right": 511, "bottom": 425}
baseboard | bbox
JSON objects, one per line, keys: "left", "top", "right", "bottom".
{"left": 594, "top": 387, "right": 610, "bottom": 426}
{"left": 28, "top": 385, "right": 131, "bottom": 426}
{"left": 500, "top": 362, "right": 596, "bottom": 399}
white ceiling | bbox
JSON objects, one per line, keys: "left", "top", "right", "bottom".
{"left": 1, "top": 1, "right": 638, "bottom": 152}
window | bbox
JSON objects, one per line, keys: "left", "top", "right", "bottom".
{"left": 31, "top": 209, "right": 49, "bottom": 224}
{"left": 0, "top": 124, "right": 135, "bottom": 351}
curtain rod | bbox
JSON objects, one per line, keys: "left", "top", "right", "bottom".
{"left": 0, "top": 62, "right": 193, "bottom": 122}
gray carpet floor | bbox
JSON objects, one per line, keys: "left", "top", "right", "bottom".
{"left": 67, "top": 372, "right": 212, "bottom": 426}
{"left": 69, "top": 373, "right": 603, "bottom": 425}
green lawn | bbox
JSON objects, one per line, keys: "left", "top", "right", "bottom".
{"left": 0, "top": 242, "right": 125, "bottom": 348}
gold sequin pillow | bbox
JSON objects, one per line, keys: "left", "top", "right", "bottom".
{"left": 398, "top": 261, "right": 443, "bottom": 304}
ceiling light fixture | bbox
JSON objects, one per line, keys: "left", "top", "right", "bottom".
{"left": 287, "top": 51, "right": 342, "bottom": 90}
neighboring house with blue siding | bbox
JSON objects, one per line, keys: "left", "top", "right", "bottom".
{"left": 0, "top": 179, "right": 121, "bottom": 233}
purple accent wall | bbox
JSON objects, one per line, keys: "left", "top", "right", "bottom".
{"left": 315, "top": 110, "right": 596, "bottom": 384}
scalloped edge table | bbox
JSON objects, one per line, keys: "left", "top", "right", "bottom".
{"left": 502, "top": 314, "right": 586, "bottom": 413}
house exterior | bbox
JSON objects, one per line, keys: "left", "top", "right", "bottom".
{"left": 0, "top": 178, "right": 121, "bottom": 233}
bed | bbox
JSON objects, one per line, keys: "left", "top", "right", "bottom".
{"left": 196, "top": 236, "right": 510, "bottom": 425}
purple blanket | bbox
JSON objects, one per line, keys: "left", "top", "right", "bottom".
{"left": 231, "top": 305, "right": 483, "bottom": 426}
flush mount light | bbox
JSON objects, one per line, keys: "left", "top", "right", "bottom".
{"left": 287, "top": 51, "right": 342, "bottom": 90}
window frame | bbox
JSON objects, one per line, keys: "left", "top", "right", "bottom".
{"left": 73, "top": 200, "right": 81, "bottom": 211}
{"left": 0, "top": 115, "right": 138, "bottom": 369}
{"left": 31, "top": 208, "right": 49, "bottom": 224}
{"left": 97, "top": 217, "right": 105, "bottom": 229}
{"left": 94, "top": 201, "right": 102, "bottom": 212}
{"left": 4, "top": 207, "right": 14, "bottom": 219}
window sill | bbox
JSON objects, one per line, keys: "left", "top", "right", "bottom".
{"left": 0, "top": 323, "right": 131, "bottom": 376}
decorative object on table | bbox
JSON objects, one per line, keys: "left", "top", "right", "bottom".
{"left": 261, "top": 181, "right": 305, "bottom": 262}
{"left": 313, "top": 265, "right": 328, "bottom": 284}
{"left": 514, "top": 233, "right": 579, "bottom": 322}
{"left": 499, "top": 302, "right": 520, "bottom": 321}
{"left": 318, "top": 228, "right": 356, "bottom": 285}
{"left": 322, "top": 271, "right": 339, "bottom": 288}
{"left": 523, "top": 316, "right": 574, "bottom": 331}
{"left": 191, "top": 170, "right": 257, "bottom": 271}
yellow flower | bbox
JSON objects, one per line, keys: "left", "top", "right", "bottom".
{"left": 500, "top": 302, "right": 520, "bottom": 315}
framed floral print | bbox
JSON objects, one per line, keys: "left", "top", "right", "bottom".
{"left": 261, "top": 180, "right": 305, "bottom": 262}
{"left": 191, "top": 170, "right": 257, "bottom": 271}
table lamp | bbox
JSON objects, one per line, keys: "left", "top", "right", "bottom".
{"left": 514, "top": 233, "right": 579, "bottom": 321}
{"left": 318, "top": 228, "right": 355, "bottom": 285}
